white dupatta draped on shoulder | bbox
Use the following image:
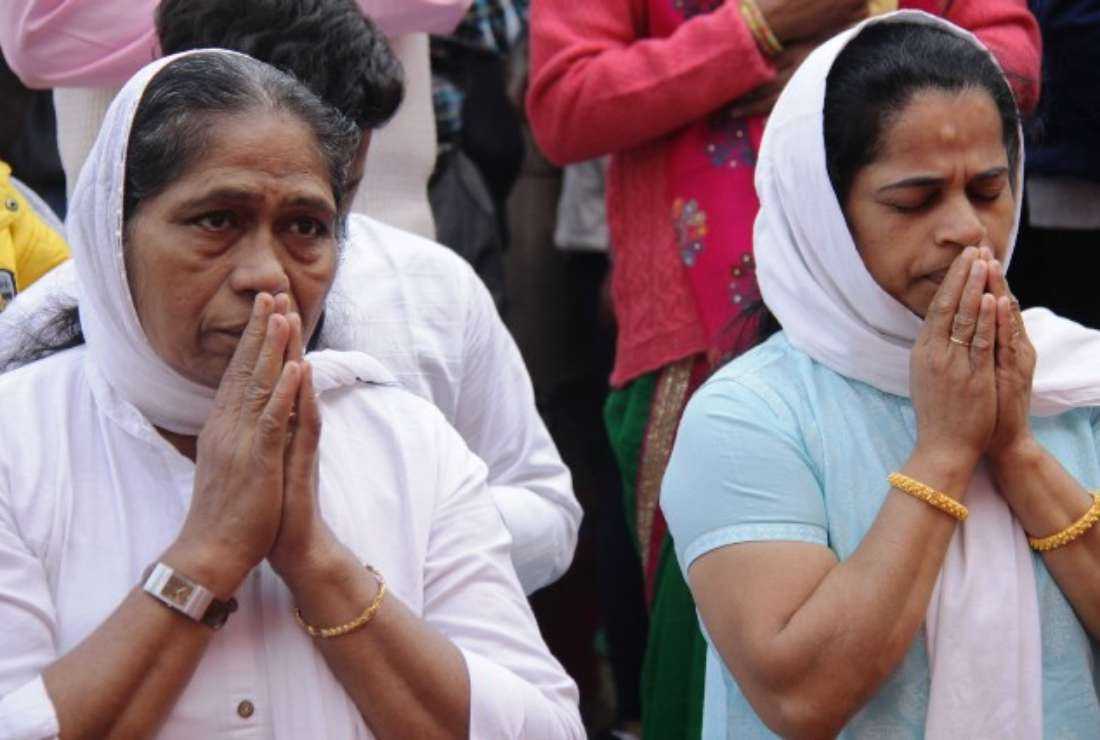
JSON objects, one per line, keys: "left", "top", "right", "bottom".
{"left": 753, "top": 11, "right": 1100, "bottom": 738}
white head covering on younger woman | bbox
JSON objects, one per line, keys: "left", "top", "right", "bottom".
{"left": 754, "top": 11, "right": 1100, "bottom": 739}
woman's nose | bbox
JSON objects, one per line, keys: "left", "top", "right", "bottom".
{"left": 934, "top": 194, "right": 987, "bottom": 250}
{"left": 228, "top": 231, "right": 290, "bottom": 297}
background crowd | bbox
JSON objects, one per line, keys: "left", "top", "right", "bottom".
{"left": 2, "top": 0, "right": 1099, "bottom": 738}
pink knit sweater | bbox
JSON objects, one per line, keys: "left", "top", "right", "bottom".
{"left": 528, "top": 0, "right": 1041, "bottom": 387}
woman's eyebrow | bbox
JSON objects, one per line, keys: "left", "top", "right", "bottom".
{"left": 179, "top": 187, "right": 262, "bottom": 209}
{"left": 878, "top": 175, "right": 944, "bottom": 192}
{"left": 878, "top": 166, "right": 1010, "bottom": 193}
{"left": 177, "top": 188, "right": 335, "bottom": 214}
{"left": 971, "top": 166, "right": 1010, "bottom": 181}
{"left": 284, "top": 194, "right": 336, "bottom": 213}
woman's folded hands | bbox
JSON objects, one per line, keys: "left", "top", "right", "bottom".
{"left": 909, "top": 246, "right": 1040, "bottom": 483}
{"left": 166, "top": 291, "right": 342, "bottom": 599}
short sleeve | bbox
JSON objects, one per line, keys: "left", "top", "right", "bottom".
{"left": 661, "top": 376, "right": 829, "bottom": 577}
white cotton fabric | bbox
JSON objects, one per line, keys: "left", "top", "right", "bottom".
{"left": 0, "top": 49, "right": 583, "bottom": 738}
{"left": 754, "top": 11, "right": 1100, "bottom": 738}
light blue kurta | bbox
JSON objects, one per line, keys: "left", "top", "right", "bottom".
{"left": 661, "top": 332, "right": 1100, "bottom": 739}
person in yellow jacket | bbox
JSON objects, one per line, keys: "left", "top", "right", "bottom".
{"left": 0, "top": 160, "right": 69, "bottom": 311}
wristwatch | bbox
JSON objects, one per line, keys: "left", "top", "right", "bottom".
{"left": 142, "top": 562, "right": 238, "bottom": 629}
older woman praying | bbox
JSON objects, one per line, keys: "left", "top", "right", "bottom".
{"left": 0, "top": 50, "right": 582, "bottom": 739}
{"left": 662, "top": 12, "right": 1100, "bottom": 739}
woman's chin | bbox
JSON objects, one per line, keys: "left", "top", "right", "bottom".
{"left": 163, "top": 354, "right": 228, "bottom": 391}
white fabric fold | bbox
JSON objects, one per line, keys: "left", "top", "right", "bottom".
{"left": 754, "top": 11, "right": 1100, "bottom": 736}
{"left": 67, "top": 50, "right": 394, "bottom": 437}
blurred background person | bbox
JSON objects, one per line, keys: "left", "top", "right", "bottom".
{"left": 0, "top": 57, "right": 65, "bottom": 221}
{"left": 0, "top": 0, "right": 474, "bottom": 240}
{"left": 0, "top": 159, "right": 69, "bottom": 312}
{"left": 1007, "top": 0, "right": 1100, "bottom": 328}
{"left": 527, "top": 0, "right": 1040, "bottom": 736}
{"left": 429, "top": 0, "right": 530, "bottom": 309}
{"left": 552, "top": 156, "right": 649, "bottom": 740}
{"left": 1, "top": 51, "right": 69, "bottom": 311}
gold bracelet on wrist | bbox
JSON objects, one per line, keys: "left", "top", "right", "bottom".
{"left": 1028, "top": 493, "right": 1100, "bottom": 552}
{"left": 739, "top": 0, "right": 783, "bottom": 58}
{"left": 888, "top": 472, "right": 969, "bottom": 521}
{"left": 294, "top": 564, "right": 386, "bottom": 639}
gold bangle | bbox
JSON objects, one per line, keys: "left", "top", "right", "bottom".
{"left": 294, "top": 565, "right": 387, "bottom": 639}
{"left": 1028, "top": 493, "right": 1100, "bottom": 552}
{"left": 888, "top": 472, "right": 969, "bottom": 521}
{"left": 739, "top": 0, "right": 783, "bottom": 57}
{"left": 741, "top": 0, "right": 783, "bottom": 57}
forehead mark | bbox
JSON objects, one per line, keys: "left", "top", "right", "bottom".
{"left": 937, "top": 122, "right": 959, "bottom": 145}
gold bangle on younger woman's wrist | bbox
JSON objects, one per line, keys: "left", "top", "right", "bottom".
{"left": 294, "top": 564, "right": 386, "bottom": 639}
{"left": 888, "top": 472, "right": 969, "bottom": 521}
{"left": 1028, "top": 493, "right": 1100, "bottom": 552}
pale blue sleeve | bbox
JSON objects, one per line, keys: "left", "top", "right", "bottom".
{"left": 661, "top": 376, "right": 829, "bottom": 578}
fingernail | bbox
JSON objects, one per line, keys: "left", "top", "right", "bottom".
{"left": 970, "top": 261, "right": 984, "bottom": 277}
{"left": 963, "top": 246, "right": 977, "bottom": 258}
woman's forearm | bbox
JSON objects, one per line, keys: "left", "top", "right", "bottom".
{"left": 749, "top": 446, "right": 973, "bottom": 735}
{"left": 287, "top": 546, "right": 470, "bottom": 740}
{"left": 527, "top": 0, "right": 774, "bottom": 165}
{"left": 41, "top": 542, "right": 241, "bottom": 738}
{"left": 992, "top": 439, "right": 1100, "bottom": 638}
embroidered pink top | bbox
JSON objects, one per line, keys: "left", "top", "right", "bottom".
{"left": 0, "top": 0, "right": 473, "bottom": 89}
{"left": 528, "top": 0, "right": 1041, "bottom": 387}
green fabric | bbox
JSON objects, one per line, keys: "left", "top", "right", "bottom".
{"left": 603, "top": 372, "right": 657, "bottom": 551}
{"left": 604, "top": 372, "right": 706, "bottom": 740}
{"left": 641, "top": 538, "right": 707, "bottom": 740}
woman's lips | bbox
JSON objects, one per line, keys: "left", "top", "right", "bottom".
{"left": 205, "top": 328, "right": 246, "bottom": 353}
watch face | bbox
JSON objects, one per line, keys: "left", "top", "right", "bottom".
{"left": 161, "top": 574, "right": 195, "bottom": 607}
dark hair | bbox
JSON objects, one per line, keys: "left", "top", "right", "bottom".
{"left": 124, "top": 53, "right": 361, "bottom": 221}
{"left": 155, "top": 0, "right": 404, "bottom": 130}
{"left": 6, "top": 52, "right": 357, "bottom": 369}
{"left": 824, "top": 20, "right": 1022, "bottom": 207}
{"left": 723, "top": 20, "right": 1025, "bottom": 362}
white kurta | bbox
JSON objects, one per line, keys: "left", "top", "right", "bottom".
{"left": 0, "top": 347, "right": 583, "bottom": 738}
{"left": 0, "top": 214, "right": 581, "bottom": 594}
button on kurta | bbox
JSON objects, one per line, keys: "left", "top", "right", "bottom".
{"left": 237, "top": 700, "right": 255, "bottom": 719}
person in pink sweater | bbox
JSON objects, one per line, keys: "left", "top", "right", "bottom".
{"left": 527, "top": 1, "right": 1040, "bottom": 737}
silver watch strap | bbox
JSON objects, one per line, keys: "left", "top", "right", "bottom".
{"left": 143, "top": 562, "right": 216, "bottom": 621}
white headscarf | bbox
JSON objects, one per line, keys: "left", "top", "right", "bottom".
{"left": 755, "top": 11, "right": 1100, "bottom": 737}
{"left": 68, "top": 49, "right": 394, "bottom": 437}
